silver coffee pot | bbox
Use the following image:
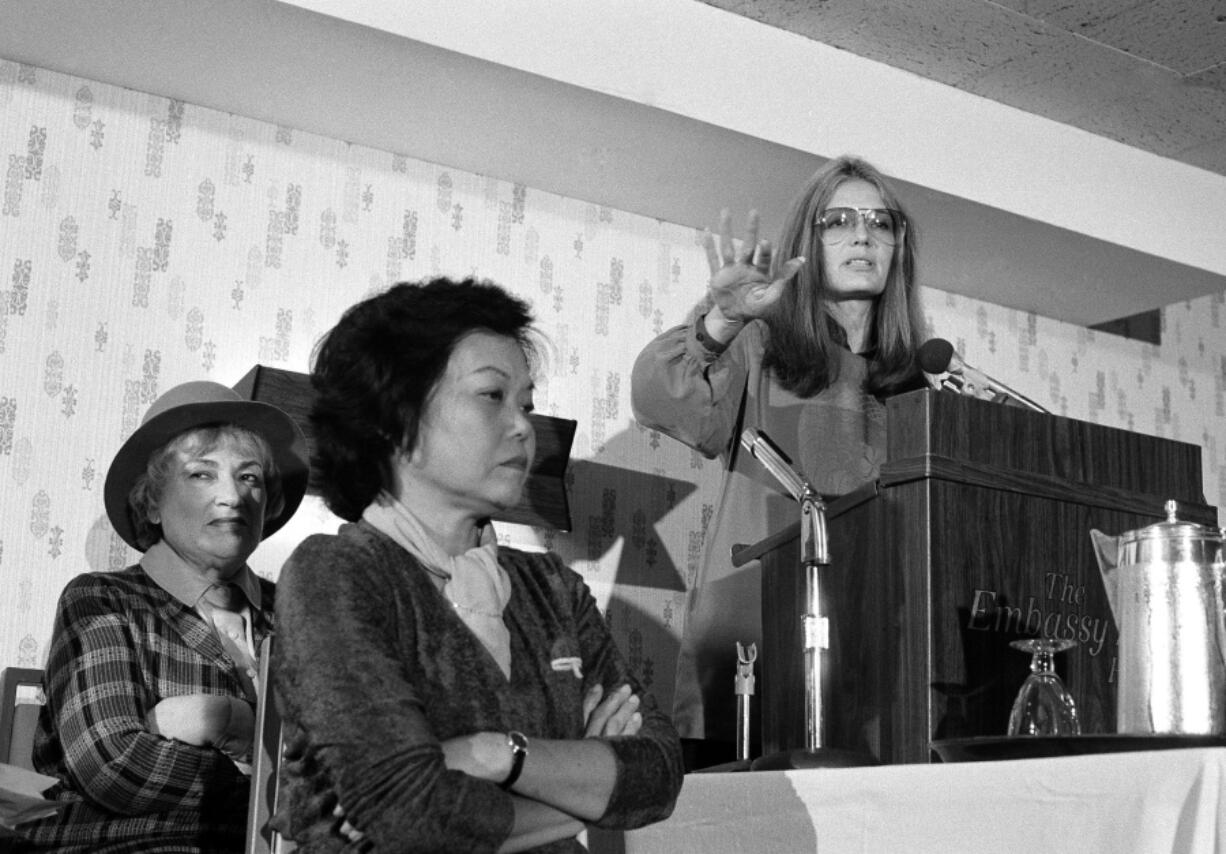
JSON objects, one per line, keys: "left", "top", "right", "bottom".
{"left": 1091, "top": 500, "right": 1226, "bottom": 735}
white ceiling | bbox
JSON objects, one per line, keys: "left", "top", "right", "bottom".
{"left": 704, "top": 0, "right": 1226, "bottom": 178}
{"left": 1, "top": 0, "right": 1223, "bottom": 326}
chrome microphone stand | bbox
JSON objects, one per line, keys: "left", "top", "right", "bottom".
{"left": 734, "top": 641, "right": 757, "bottom": 762}
{"left": 740, "top": 429, "right": 878, "bottom": 770}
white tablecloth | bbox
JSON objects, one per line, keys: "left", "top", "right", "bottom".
{"left": 589, "top": 748, "right": 1226, "bottom": 853}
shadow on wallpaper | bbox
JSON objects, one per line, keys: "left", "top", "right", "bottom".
{"left": 603, "top": 589, "right": 686, "bottom": 703}
{"left": 568, "top": 454, "right": 697, "bottom": 592}
{"left": 83, "top": 514, "right": 129, "bottom": 576}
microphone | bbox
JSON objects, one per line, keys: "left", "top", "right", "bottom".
{"left": 740, "top": 429, "right": 808, "bottom": 502}
{"left": 918, "top": 338, "right": 1048, "bottom": 413}
{"left": 740, "top": 428, "right": 829, "bottom": 566}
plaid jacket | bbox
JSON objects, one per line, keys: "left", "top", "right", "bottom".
{"left": 15, "top": 564, "right": 274, "bottom": 853}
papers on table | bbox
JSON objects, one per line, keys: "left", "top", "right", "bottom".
{"left": 0, "top": 762, "right": 61, "bottom": 836}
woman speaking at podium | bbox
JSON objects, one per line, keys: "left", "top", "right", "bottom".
{"left": 631, "top": 155, "right": 927, "bottom": 762}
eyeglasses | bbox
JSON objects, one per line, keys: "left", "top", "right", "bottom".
{"left": 815, "top": 207, "right": 904, "bottom": 246}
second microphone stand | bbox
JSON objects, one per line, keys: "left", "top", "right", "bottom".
{"left": 740, "top": 429, "right": 879, "bottom": 770}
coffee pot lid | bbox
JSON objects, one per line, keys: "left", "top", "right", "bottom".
{"left": 1123, "top": 499, "right": 1221, "bottom": 539}
{"left": 1118, "top": 500, "right": 1224, "bottom": 566}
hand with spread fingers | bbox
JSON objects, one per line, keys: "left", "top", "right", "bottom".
{"left": 702, "top": 209, "right": 805, "bottom": 342}
{"left": 632, "top": 156, "right": 929, "bottom": 753}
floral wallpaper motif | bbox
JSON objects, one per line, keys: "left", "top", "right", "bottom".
{"left": 1, "top": 58, "right": 1224, "bottom": 717}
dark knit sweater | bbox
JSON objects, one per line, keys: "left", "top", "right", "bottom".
{"left": 273, "top": 521, "right": 683, "bottom": 853}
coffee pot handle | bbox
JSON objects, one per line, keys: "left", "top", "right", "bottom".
{"left": 1089, "top": 528, "right": 1120, "bottom": 624}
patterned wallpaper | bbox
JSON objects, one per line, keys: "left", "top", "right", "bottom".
{"left": 2, "top": 58, "right": 1224, "bottom": 717}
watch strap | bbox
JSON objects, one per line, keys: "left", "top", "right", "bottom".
{"left": 499, "top": 730, "right": 528, "bottom": 790}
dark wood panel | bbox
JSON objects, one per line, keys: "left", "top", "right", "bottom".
{"left": 758, "top": 390, "right": 1216, "bottom": 765}
{"left": 760, "top": 481, "right": 939, "bottom": 763}
{"left": 887, "top": 390, "right": 1206, "bottom": 502}
{"left": 882, "top": 454, "right": 1217, "bottom": 525}
{"left": 233, "top": 364, "right": 576, "bottom": 530}
{"left": 924, "top": 485, "right": 1126, "bottom": 745}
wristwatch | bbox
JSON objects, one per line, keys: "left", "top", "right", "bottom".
{"left": 499, "top": 730, "right": 529, "bottom": 790}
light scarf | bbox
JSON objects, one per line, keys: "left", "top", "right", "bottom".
{"left": 362, "top": 492, "right": 512, "bottom": 679}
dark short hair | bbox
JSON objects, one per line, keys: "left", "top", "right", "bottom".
{"left": 310, "top": 277, "right": 538, "bottom": 521}
{"left": 127, "top": 425, "right": 284, "bottom": 551}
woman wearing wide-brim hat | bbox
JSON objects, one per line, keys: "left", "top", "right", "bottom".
{"left": 14, "top": 380, "right": 308, "bottom": 854}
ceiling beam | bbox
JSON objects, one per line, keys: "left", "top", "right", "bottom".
{"left": 1, "top": 0, "right": 1222, "bottom": 325}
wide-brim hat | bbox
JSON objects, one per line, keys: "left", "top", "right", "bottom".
{"left": 104, "top": 380, "right": 310, "bottom": 551}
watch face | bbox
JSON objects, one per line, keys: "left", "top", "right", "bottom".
{"left": 508, "top": 730, "right": 529, "bottom": 753}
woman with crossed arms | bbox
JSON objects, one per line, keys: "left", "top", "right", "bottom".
{"left": 273, "top": 277, "right": 683, "bottom": 852}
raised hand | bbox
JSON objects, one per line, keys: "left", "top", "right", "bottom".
{"left": 703, "top": 209, "right": 805, "bottom": 327}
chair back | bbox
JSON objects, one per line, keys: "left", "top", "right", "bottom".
{"left": 0, "top": 667, "right": 44, "bottom": 770}
{"left": 244, "top": 636, "right": 295, "bottom": 854}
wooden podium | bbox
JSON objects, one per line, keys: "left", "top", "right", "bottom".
{"left": 754, "top": 389, "right": 1216, "bottom": 765}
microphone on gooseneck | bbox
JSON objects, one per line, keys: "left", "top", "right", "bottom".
{"left": 918, "top": 338, "right": 1048, "bottom": 413}
{"left": 917, "top": 338, "right": 957, "bottom": 376}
